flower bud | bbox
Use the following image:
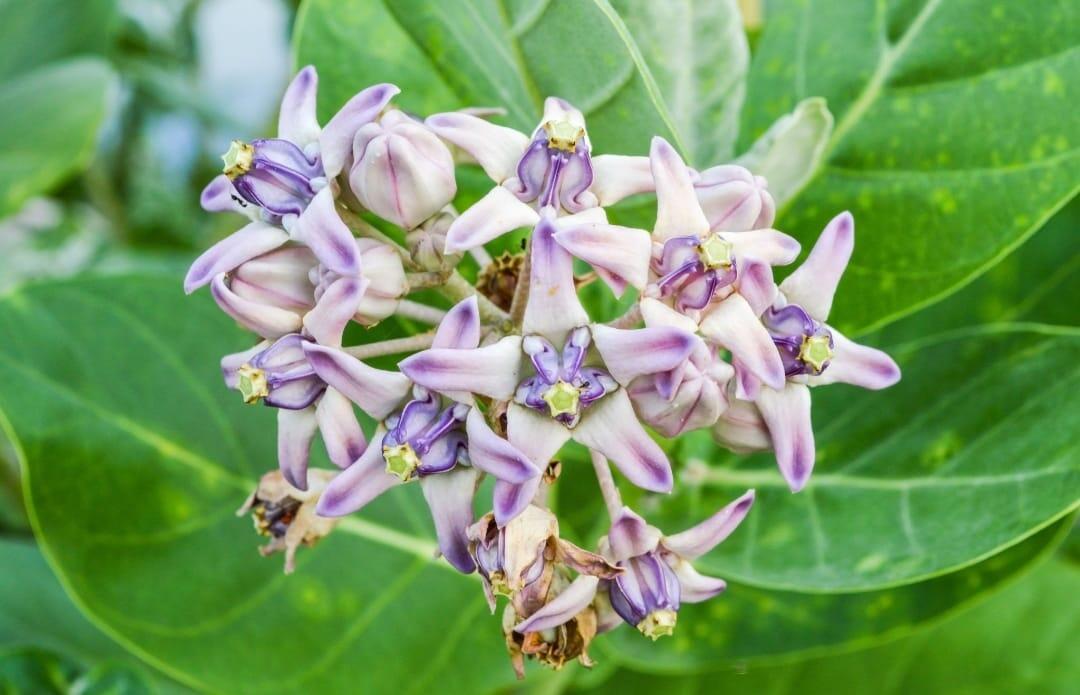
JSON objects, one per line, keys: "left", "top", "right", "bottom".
{"left": 349, "top": 110, "right": 456, "bottom": 229}
{"left": 628, "top": 341, "right": 734, "bottom": 437}
{"left": 309, "top": 238, "right": 407, "bottom": 327}
{"left": 694, "top": 164, "right": 775, "bottom": 232}
{"left": 211, "top": 246, "right": 318, "bottom": 339}
{"left": 406, "top": 209, "right": 462, "bottom": 273}
{"left": 237, "top": 469, "right": 339, "bottom": 574}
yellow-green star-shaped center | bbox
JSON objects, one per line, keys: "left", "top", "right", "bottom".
{"left": 383, "top": 443, "right": 421, "bottom": 482}
{"left": 637, "top": 609, "right": 677, "bottom": 640}
{"left": 542, "top": 380, "right": 581, "bottom": 419}
{"left": 698, "top": 234, "right": 734, "bottom": 270}
{"left": 222, "top": 140, "right": 254, "bottom": 179}
{"left": 236, "top": 364, "right": 269, "bottom": 404}
{"left": 799, "top": 334, "right": 833, "bottom": 373}
{"left": 543, "top": 119, "right": 585, "bottom": 152}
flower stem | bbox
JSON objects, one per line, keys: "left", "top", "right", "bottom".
{"left": 442, "top": 272, "right": 510, "bottom": 325}
{"left": 395, "top": 300, "right": 447, "bottom": 325}
{"left": 469, "top": 246, "right": 493, "bottom": 268}
{"left": 405, "top": 272, "right": 446, "bottom": 289}
{"left": 508, "top": 236, "right": 532, "bottom": 326}
{"left": 590, "top": 451, "right": 623, "bottom": 520}
{"left": 344, "top": 332, "right": 435, "bottom": 360}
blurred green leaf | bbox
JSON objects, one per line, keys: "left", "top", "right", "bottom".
{"left": 573, "top": 557, "right": 1080, "bottom": 694}
{"left": 0, "top": 0, "right": 119, "bottom": 80}
{"left": 741, "top": 0, "right": 1080, "bottom": 334}
{"left": 601, "top": 516, "right": 1070, "bottom": 671}
{"left": 0, "top": 58, "right": 118, "bottom": 216}
{"left": 638, "top": 325, "right": 1080, "bottom": 591}
{"left": 295, "top": 0, "right": 748, "bottom": 157}
{"left": 0, "top": 274, "right": 522, "bottom": 694}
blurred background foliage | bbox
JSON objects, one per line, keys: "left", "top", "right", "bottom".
{"left": 0, "top": 0, "right": 1076, "bottom": 693}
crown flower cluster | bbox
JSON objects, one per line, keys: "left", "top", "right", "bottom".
{"left": 185, "top": 67, "right": 901, "bottom": 677}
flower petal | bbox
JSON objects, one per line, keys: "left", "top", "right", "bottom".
{"left": 492, "top": 475, "right": 542, "bottom": 527}
{"left": 302, "top": 343, "right": 411, "bottom": 419}
{"left": 590, "top": 154, "right": 654, "bottom": 206}
{"left": 432, "top": 296, "right": 481, "bottom": 350}
{"left": 442, "top": 184, "right": 539, "bottom": 252}
{"left": 809, "top": 327, "right": 901, "bottom": 390}
{"left": 591, "top": 324, "right": 697, "bottom": 386}
{"left": 513, "top": 576, "right": 599, "bottom": 633}
{"left": 699, "top": 294, "right": 786, "bottom": 390}
{"left": 663, "top": 490, "right": 755, "bottom": 560}
{"left": 210, "top": 274, "right": 302, "bottom": 338}
{"left": 303, "top": 275, "right": 367, "bottom": 347}
{"left": 290, "top": 188, "right": 362, "bottom": 276}
{"left": 399, "top": 336, "right": 523, "bottom": 401}
{"left": 694, "top": 164, "right": 772, "bottom": 233}
{"left": 506, "top": 402, "right": 571, "bottom": 469}
{"left": 735, "top": 257, "right": 777, "bottom": 316}
{"left": 221, "top": 342, "right": 268, "bottom": 388}
{"left": 424, "top": 111, "right": 529, "bottom": 183}
{"left": 639, "top": 296, "right": 700, "bottom": 333}
{"left": 315, "top": 431, "right": 400, "bottom": 516}
{"left": 277, "top": 66, "right": 321, "bottom": 147}
{"left": 669, "top": 560, "right": 727, "bottom": 603}
{"left": 554, "top": 221, "right": 652, "bottom": 292}
{"left": 608, "top": 507, "right": 662, "bottom": 562}
{"left": 319, "top": 83, "right": 400, "bottom": 178}
{"left": 184, "top": 222, "right": 289, "bottom": 293}
{"left": 730, "top": 228, "right": 801, "bottom": 266}
{"left": 778, "top": 211, "right": 854, "bottom": 321}
{"left": 756, "top": 382, "right": 814, "bottom": 492}
{"left": 573, "top": 390, "right": 673, "bottom": 493}
{"left": 420, "top": 466, "right": 479, "bottom": 573}
{"left": 651, "top": 137, "right": 710, "bottom": 242}
{"left": 465, "top": 407, "right": 540, "bottom": 484}
{"left": 278, "top": 406, "right": 319, "bottom": 490}
{"left": 713, "top": 396, "right": 770, "bottom": 453}
{"left": 316, "top": 387, "right": 366, "bottom": 469}
{"left": 523, "top": 214, "right": 590, "bottom": 343}
{"left": 200, "top": 175, "right": 256, "bottom": 218}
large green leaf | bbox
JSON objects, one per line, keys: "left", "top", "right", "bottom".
{"left": 0, "top": 0, "right": 118, "bottom": 81}
{"left": 296, "top": 0, "right": 682, "bottom": 153}
{"left": 635, "top": 325, "right": 1080, "bottom": 592}
{"left": 572, "top": 557, "right": 1080, "bottom": 694}
{"left": 0, "top": 275, "right": 519, "bottom": 694}
{"left": 0, "top": 58, "right": 118, "bottom": 216}
{"left": 741, "top": 0, "right": 1080, "bottom": 334}
{"left": 600, "top": 516, "right": 1069, "bottom": 672}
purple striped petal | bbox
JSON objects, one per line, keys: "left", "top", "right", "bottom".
{"left": 809, "top": 328, "right": 901, "bottom": 390}
{"left": 210, "top": 274, "right": 302, "bottom": 338}
{"left": 670, "top": 560, "right": 727, "bottom": 603}
{"left": 650, "top": 137, "right": 710, "bottom": 242}
{"left": 523, "top": 214, "right": 589, "bottom": 344}
{"left": 315, "top": 387, "right": 366, "bottom": 469}
{"left": 303, "top": 275, "right": 367, "bottom": 348}
{"left": 278, "top": 406, "right": 318, "bottom": 490}
{"left": 608, "top": 507, "right": 662, "bottom": 562}
{"left": 399, "top": 336, "right": 523, "bottom": 401}
{"left": 319, "top": 82, "right": 400, "bottom": 178}
{"left": 492, "top": 475, "right": 542, "bottom": 528}
{"left": 699, "top": 294, "right": 786, "bottom": 390}
{"left": 200, "top": 175, "right": 255, "bottom": 218}
{"left": 506, "top": 402, "right": 571, "bottom": 470}
{"left": 184, "top": 222, "right": 289, "bottom": 293}
{"left": 315, "top": 431, "right": 400, "bottom": 516}
{"left": 424, "top": 111, "right": 528, "bottom": 183}
{"left": 663, "top": 490, "right": 755, "bottom": 560}
{"left": 302, "top": 343, "right": 411, "bottom": 420}
{"left": 513, "top": 575, "right": 599, "bottom": 633}
{"left": 291, "top": 188, "right": 361, "bottom": 277}
{"left": 443, "top": 185, "right": 539, "bottom": 252}
{"left": 573, "top": 391, "right": 673, "bottom": 493}
{"left": 420, "top": 466, "right": 480, "bottom": 573}
{"left": 779, "top": 211, "right": 854, "bottom": 321}
{"left": 591, "top": 324, "right": 697, "bottom": 386}
{"left": 757, "top": 383, "right": 815, "bottom": 492}
{"left": 590, "top": 154, "right": 653, "bottom": 206}
{"left": 277, "top": 66, "right": 320, "bottom": 147}
{"left": 735, "top": 257, "right": 777, "bottom": 316}
{"left": 553, "top": 221, "right": 651, "bottom": 293}
{"left": 432, "top": 296, "right": 481, "bottom": 350}
{"left": 465, "top": 408, "right": 540, "bottom": 484}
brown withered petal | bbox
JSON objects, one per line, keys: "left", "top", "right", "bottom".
{"left": 237, "top": 469, "right": 338, "bottom": 574}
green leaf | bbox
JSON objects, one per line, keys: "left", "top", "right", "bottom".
{"left": 643, "top": 325, "right": 1080, "bottom": 591}
{"left": 574, "top": 557, "right": 1080, "bottom": 694}
{"left": 601, "top": 516, "right": 1070, "bottom": 671}
{"left": 741, "top": 0, "right": 1080, "bottom": 334}
{"left": 0, "top": 0, "right": 119, "bottom": 81}
{"left": 0, "top": 58, "right": 118, "bottom": 216}
{"left": 295, "top": 0, "right": 749, "bottom": 156}
{"left": 0, "top": 275, "right": 519, "bottom": 694}
{"left": 609, "top": 0, "right": 749, "bottom": 165}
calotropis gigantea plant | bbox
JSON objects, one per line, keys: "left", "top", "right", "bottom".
{"left": 185, "top": 67, "right": 901, "bottom": 678}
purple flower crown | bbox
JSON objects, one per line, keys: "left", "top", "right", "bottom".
{"left": 188, "top": 67, "right": 901, "bottom": 678}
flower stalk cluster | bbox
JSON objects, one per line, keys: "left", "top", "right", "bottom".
{"left": 186, "top": 67, "right": 901, "bottom": 677}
